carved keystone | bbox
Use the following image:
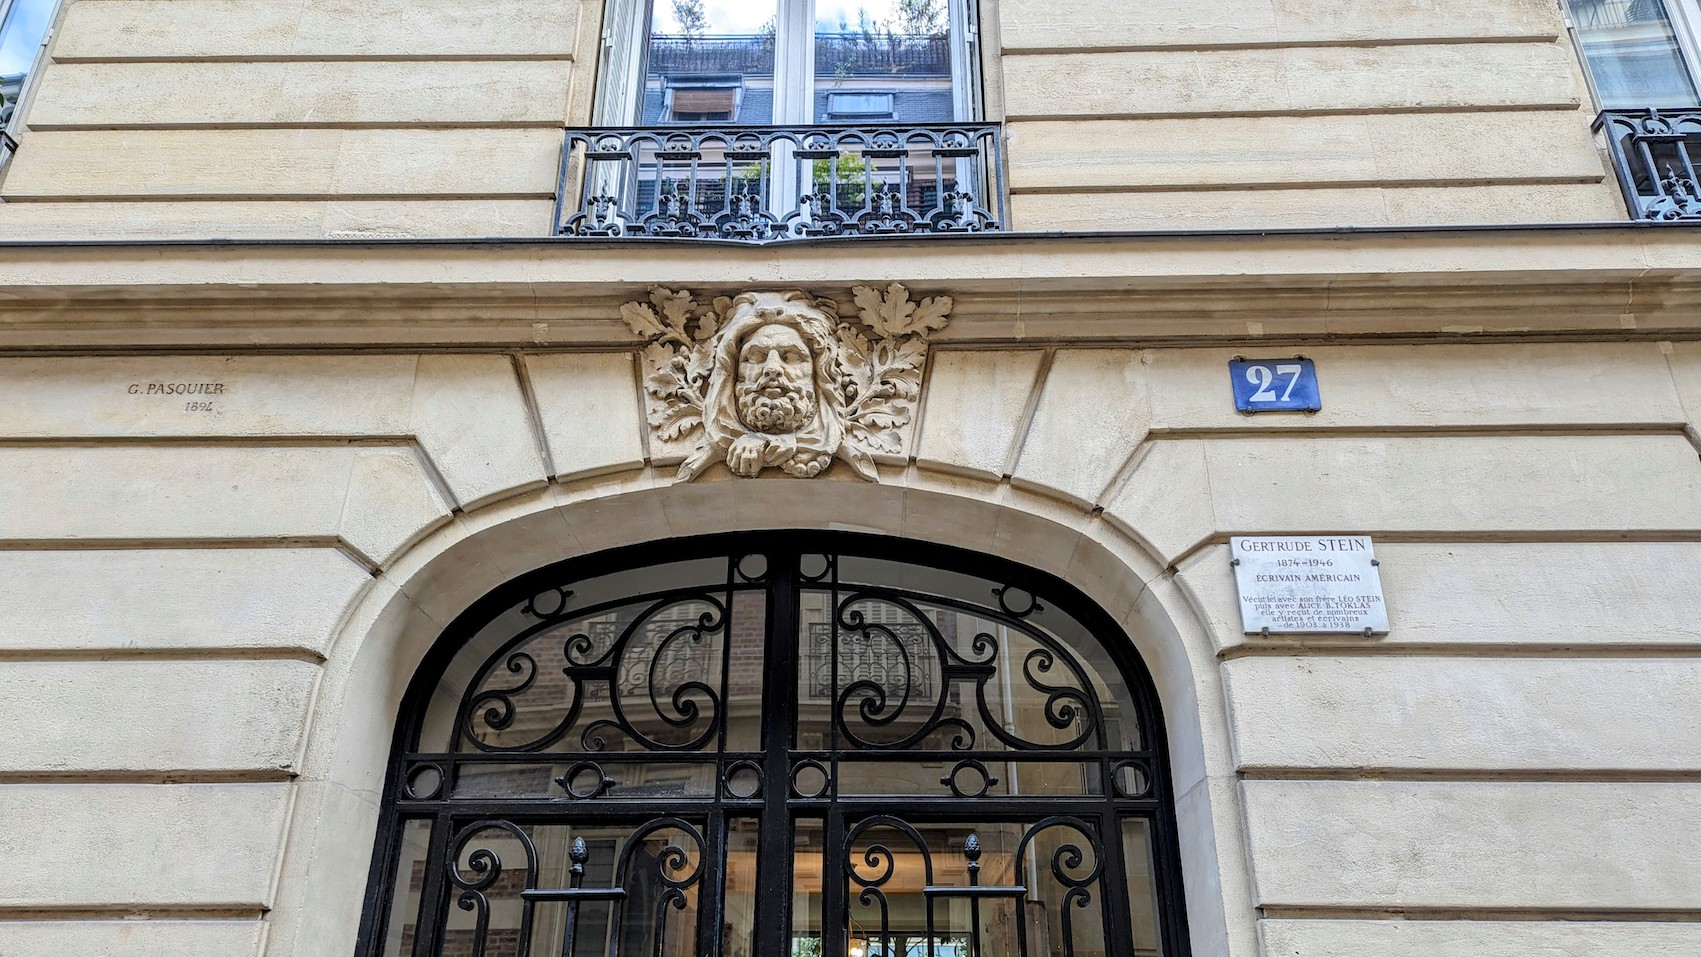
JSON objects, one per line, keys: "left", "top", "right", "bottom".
{"left": 620, "top": 284, "right": 953, "bottom": 481}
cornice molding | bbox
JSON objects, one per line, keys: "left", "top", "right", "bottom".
{"left": 0, "top": 230, "right": 1698, "bottom": 350}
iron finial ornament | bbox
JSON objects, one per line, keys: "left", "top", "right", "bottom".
{"left": 620, "top": 284, "right": 953, "bottom": 482}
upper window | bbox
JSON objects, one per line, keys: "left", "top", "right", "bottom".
{"left": 1564, "top": 0, "right": 1701, "bottom": 108}
{"left": 557, "top": 1, "right": 1006, "bottom": 241}
{"left": 609, "top": 0, "right": 977, "bottom": 128}
{"left": 358, "top": 534, "right": 1190, "bottom": 957}
{"left": 0, "top": 0, "right": 58, "bottom": 155}
{"left": 1565, "top": 0, "right": 1701, "bottom": 219}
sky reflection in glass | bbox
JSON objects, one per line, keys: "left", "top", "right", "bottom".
{"left": 0, "top": 0, "right": 56, "bottom": 77}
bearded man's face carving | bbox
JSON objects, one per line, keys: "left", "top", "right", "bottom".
{"left": 735, "top": 322, "right": 818, "bottom": 434}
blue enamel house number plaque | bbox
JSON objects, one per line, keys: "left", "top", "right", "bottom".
{"left": 1230, "top": 357, "right": 1321, "bottom": 413}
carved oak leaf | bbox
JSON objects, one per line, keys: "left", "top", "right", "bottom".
{"left": 901, "top": 294, "right": 953, "bottom": 337}
{"left": 652, "top": 404, "right": 704, "bottom": 442}
{"left": 694, "top": 295, "right": 734, "bottom": 342}
{"left": 641, "top": 341, "right": 705, "bottom": 442}
{"left": 852, "top": 283, "right": 916, "bottom": 340}
{"left": 851, "top": 337, "right": 926, "bottom": 412}
{"left": 852, "top": 282, "right": 955, "bottom": 340}
{"left": 649, "top": 287, "right": 696, "bottom": 342}
{"left": 620, "top": 301, "right": 672, "bottom": 343}
{"left": 846, "top": 408, "right": 909, "bottom": 454}
{"left": 834, "top": 324, "right": 874, "bottom": 404}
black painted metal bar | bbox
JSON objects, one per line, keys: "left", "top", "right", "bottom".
{"left": 557, "top": 123, "right": 1005, "bottom": 242}
{"left": 753, "top": 550, "right": 801, "bottom": 957}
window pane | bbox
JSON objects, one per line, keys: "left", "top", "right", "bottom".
{"left": 645, "top": 0, "right": 780, "bottom": 124}
{"left": 378, "top": 819, "right": 434, "bottom": 957}
{"left": 443, "top": 821, "right": 708, "bottom": 957}
{"left": 814, "top": 0, "right": 961, "bottom": 123}
{"left": 723, "top": 818, "right": 761, "bottom": 957}
{"left": 1566, "top": 0, "right": 1700, "bottom": 107}
{"left": 791, "top": 819, "right": 826, "bottom": 957}
{"left": 807, "top": 1, "right": 974, "bottom": 224}
{"left": 726, "top": 587, "right": 769, "bottom": 752}
{"left": 844, "top": 820, "right": 1109, "bottom": 957}
{"left": 837, "top": 759, "right": 1104, "bottom": 798}
{"left": 0, "top": 0, "right": 57, "bottom": 126}
{"left": 1120, "top": 820, "right": 1166, "bottom": 957}
{"left": 453, "top": 760, "right": 719, "bottom": 800}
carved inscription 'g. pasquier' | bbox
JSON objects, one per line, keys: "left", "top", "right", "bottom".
{"left": 621, "top": 284, "right": 953, "bottom": 482}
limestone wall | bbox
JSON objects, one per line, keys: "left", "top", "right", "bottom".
{"left": 997, "top": 0, "right": 1626, "bottom": 229}
{"left": 2, "top": 336, "right": 1699, "bottom": 955}
{"left": 0, "top": 0, "right": 601, "bottom": 239}
{"left": 0, "top": 0, "right": 1630, "bottom": 238}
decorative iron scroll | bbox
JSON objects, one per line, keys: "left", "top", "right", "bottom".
{"left": 1596, "top": 108, "right": 1701, "bottom": 220}
{"left": 829, "top": 588, "right": 1103, "bottom": 752}
{"left": 445, "top": 819, "right": 705, "bottom": 957}
{"left": 556, "top": 123, "right": 1005, "bottom": 242}
{"left": 454, "top": 590, "right": 730, "bottom": 754}
{"left": 844, "top": 816, "right": 1105, "bottom": 957}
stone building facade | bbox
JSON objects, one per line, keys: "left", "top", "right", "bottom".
{"left": 1, "top": 1, "right": 1700, "bottom": 956}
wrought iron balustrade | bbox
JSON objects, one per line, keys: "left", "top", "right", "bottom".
{"left": 1595, "top": 108, "right": 1701, "bottom": 220}
{"left": 555, "top": 123, "right": 1006, "bottom": 242}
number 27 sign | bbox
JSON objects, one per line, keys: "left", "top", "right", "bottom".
{"left": 1229, "top": 358, "right": 1321, "bottom": 413}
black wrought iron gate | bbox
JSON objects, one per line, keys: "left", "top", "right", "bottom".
{"left": 360, "top": 536, "right": 1188, "bottom": 957}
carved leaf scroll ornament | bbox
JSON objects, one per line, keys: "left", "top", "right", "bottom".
{"left": 621, "top": 284, "right": 953, "bottom": 482}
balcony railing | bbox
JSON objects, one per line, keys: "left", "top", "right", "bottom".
{"left": 554, "top": 123, "right": 1006, "bottom": 242}
{"left": 1595, "top": 108, "right": 1701, "bottom": 220}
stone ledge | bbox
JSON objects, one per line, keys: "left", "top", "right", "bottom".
{"left": 0, "top": 228, "right": 1699, "bottom": 349}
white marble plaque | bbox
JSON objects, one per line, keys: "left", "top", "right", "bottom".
{"left": 1232, "top": 535, "right": 1389, "bottom": 634}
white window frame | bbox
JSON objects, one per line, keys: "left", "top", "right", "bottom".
{"left": 1666, "top": 0, "right": 1701, "bottom": 94}
{"left": 593, "top": 0, "right": 981, "bottom": 126}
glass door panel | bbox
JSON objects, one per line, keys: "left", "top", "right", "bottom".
{"left": 629, "top": 1, "right": 782, "bottom": 229}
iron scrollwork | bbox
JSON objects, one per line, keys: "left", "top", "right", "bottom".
{"left": 829, "top": 588, "right": 1104, "bottom": 753}
{"left": 453, "top": 591, "right": 729, "bottom": 755}
{"left": 447, "top": 820, "right": 540, "bottom": 957}
{"left": 557, "top": 124, "right": 1005, "bottom": 243}
{"left": 445, "top": 819, "right": 706, "bottom": 957}
{"left": 842, "top": 816, "right": 1106, "bottom": 957}
{"left": 1595, "top": 108, "right": 1701, "bottom": 220}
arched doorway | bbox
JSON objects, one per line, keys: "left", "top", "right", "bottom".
{"left": 357, "top": 532, "right": 1190, "bottom": 957}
